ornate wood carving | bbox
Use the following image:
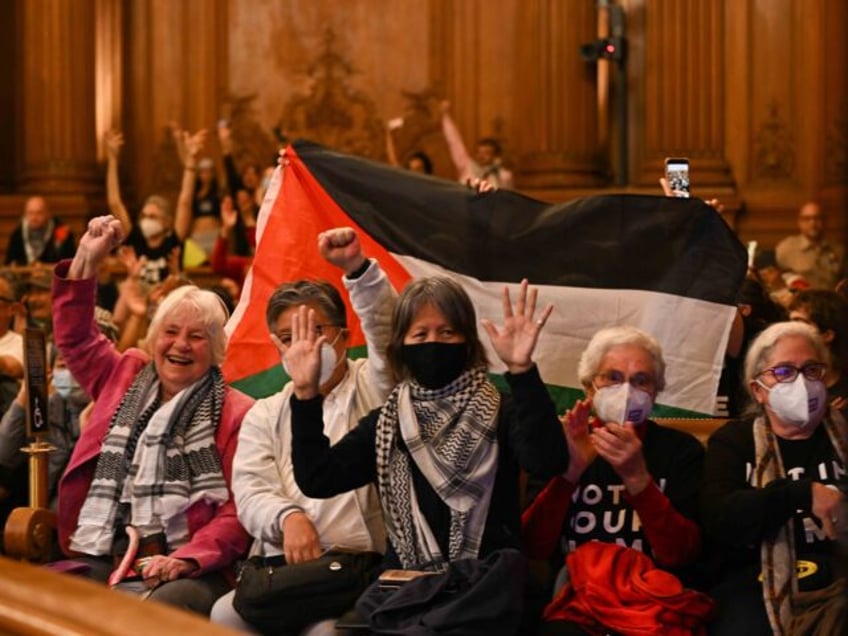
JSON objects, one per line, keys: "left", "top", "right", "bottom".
{"left": 280, "top": 29, "right": 386, "bottom": 160}
{"left": 753, "top": 100, "right": 795, "bottom": 182}
{"left": 223, "top": 94, "right": 279, "bottom": 172}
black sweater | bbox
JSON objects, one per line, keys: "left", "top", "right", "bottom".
{"left": 701, "top": 418, "right": 842, "bottom": 574}
{"left": 291, "top": 365, "right": 568, "bottom": 566}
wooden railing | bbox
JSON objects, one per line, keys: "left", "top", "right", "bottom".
{"left": 0, "top": 556, "right": 239, "bottom": 635}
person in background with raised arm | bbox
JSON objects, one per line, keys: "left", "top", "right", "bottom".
{"left": 104, "top": 130, "right": 191, "bottom": 287}
{"left": 440, "top": 100, "right": 513, "bottom": 189}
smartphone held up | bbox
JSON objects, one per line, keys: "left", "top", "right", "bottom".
{"left": 664, "top": 158, "right": 690, "bottom": 198}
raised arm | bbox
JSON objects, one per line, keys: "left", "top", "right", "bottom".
{"left": 319, "top": 227, "right": 397, "bottom": 399}
{"left": 104, "top": 131, "right": 132, "bottom": 237}
{"left": 484, "top": 281, "right": 565, "bottom": 477}
{"left": 285, "top": 305, "right": 378, "bottom": 497}
{"left": 173, "top": 125, "right": 207, "bottom": 241}
{"left": 440, "top": 100, "right": 473, "bottom": 179}
{"left": 68, "top": 216, "right": 124, "bottom": 281}
{"left": 217, "top": 122, "right": 244, "bottom": 194}
{"left": 481, "top": 278, "right": 553, "bottom": 374}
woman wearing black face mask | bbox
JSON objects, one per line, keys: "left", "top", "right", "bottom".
{"left": 287, "top": 276, "right": 567, "bottom": 629}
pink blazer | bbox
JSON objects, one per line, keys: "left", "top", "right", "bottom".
{"left": 53, "top": 261, "right": 253, "bottom": 575}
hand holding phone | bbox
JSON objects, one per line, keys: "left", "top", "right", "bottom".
{"left": 664, "top": 157, "right": 690, "bottom": 198}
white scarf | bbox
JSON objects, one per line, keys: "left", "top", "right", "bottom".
{"left": 375, "top": 366, "right": 500, "bottom": 570}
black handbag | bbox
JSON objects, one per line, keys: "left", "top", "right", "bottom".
{"left": 232, "top": 550, "right": 382, "bottom": 635}
{"left": 355, "top": 548, "right": 527, "bottom": 635}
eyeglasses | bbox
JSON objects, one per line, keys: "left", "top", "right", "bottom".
{"left": 593, "top": 370, "right": 656, "bottom": 392}
{"left": 274, "top": 323, "right": 340, "bottom": 347}
{"left": 758, "top": 363, "right": 827, "bottom": 384}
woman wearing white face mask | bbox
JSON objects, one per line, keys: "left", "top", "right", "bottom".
{"left": 524, "top": 326, "right": 709, "bottom": 636}
{"left": 211, "top": 227, "right": 397, "bottom": 634}
{"left": 703, "top": 321, "right": 847, "bottom": 636}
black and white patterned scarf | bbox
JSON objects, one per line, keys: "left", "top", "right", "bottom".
{"left": 375, "top": 366, "right": 500, "bottom": 571}
{"left": 71, "top": 364, "right": 228, "bottom": 555}
{"left": 756, "top": 408, "right": 848, "bottom": 635}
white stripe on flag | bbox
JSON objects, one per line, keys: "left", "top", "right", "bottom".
{"left": 394, "top": 254, "right": 734, "bottom": 415}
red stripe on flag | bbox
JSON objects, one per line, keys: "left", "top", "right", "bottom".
{"left": 223, "top": 145, "right": 413, "bottom": 384}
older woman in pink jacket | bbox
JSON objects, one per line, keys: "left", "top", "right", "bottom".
{"left": 53, "top": 215, "right": 253, "bottom": 615}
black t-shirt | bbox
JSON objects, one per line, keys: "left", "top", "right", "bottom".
{"left": 125, "top": 227, "right": 183, "bottom": 287}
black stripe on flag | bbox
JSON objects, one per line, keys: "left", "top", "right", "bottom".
{"left": 293, "top": 140, "right": 748, "bottom": 305}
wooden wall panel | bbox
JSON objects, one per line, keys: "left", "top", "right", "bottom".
{"left": 0, "top": 0, "right": 845, "bottom": 261}
{"left": 514, "top": 0, "right": 608, "bottom": 195}
{"left": 726, "top": 0, "right": 847, "bottom": 248}
{"left": 0, "top": 1, "right": 17, "bottom": 193}
{"left": 17, "top": 0, "right": 100, "bottom": 194}
{"left": 123, "top": 0, "right": 228, "bottom": 204}
{"left": 632, "top": 0, "right": 734, "bottom": 190}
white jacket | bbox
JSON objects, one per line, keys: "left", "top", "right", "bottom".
{"left": 233, "top": 260, "right": 395, "bottom": 556}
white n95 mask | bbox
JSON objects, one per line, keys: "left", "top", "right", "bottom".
{"left": 593, "top": 382, "right": 654, "bottom": 425}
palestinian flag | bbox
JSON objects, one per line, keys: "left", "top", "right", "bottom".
{"left": 224, "top": 140, "right": 748, "bottom": 417}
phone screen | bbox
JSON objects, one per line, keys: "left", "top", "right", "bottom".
{"left": 665, "top": 158, "right": 690, "bottom": 198}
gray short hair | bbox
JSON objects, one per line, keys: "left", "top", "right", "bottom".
{"left": 577, "top": 325, "right": 666, "bottom": 391}
{"left": 146, "top": 285, "right": 229, "bottom": 365}
{"left": 264, "top": 280, "right": 347, "bottom": 332}
{"left": 743, "top": 321, "right": 830, "bottom": 400}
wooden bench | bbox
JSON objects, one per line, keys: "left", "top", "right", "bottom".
{"left": 653, "top": 417, "right": 729, "bottom": 447}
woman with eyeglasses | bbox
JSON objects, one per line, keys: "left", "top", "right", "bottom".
{"left": 525, "top": 326, "right": 709, "bottom": 636}
{"left": 702, "top": 321, "right": 847, "bottom": 635}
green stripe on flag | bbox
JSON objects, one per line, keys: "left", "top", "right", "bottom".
{"left": 231, "top": 344, "right": 704, "bottom": 419}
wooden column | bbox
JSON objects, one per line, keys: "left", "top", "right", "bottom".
{"left": 514, "top": 0, "right": 608, "bottom": 193}
{"left": 632, "top": 0, "right": 734, "bottom": 191}
{"left": 17, "top": 0, "right": 100, "bottom": 194}
{"left": 126, "top": 0, "right": 228, "bottom": 200}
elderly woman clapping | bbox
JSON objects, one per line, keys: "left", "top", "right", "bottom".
{"left": 524, "top": 326, "right": 708, "bottom": 635}
{"left": 51, "top": 215, "right": 253, "bottom": 615}
{"left": 703, "top": 321, "right": 846, "bottom": 635}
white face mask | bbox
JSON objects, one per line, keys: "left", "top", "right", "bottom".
{"left": 757, "top": 375, "right": 827, "bottom": 428}
{"left": 139, "top": 217, "right": 164, "bottom": 239}
{"left": 52, "top": 368, "right": 90, "bottom": 404}
{"left": 592, "top": 382, "right": 654, "bottom": 425}
{"left": 282, "top": 332, "right": 343, "bottom": 388}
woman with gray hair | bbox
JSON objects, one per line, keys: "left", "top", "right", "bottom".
{"left": 287, "top": 276, "right": 567, "bottom": 632}
{"left": 702, "top": 321, "right": 847, "bottom": 635}
{"left": 50, "top": 215, "right": 253, "bottom": 616}
{"left": 524, "top": 325, "right": 707, "bottom": 635}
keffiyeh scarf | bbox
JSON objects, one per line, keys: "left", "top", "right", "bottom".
{"left": 71, "top": 364, "right": 229, "bottom": 555}
{"left": 375, "top": 366, "right": 500, "bottom": 571}
{"left": 756, "top": 408, "right": 848, "bottom": 635}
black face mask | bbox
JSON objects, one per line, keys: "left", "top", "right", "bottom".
{"left": 401, "top": 342, "right": 468, "bottom": 389}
